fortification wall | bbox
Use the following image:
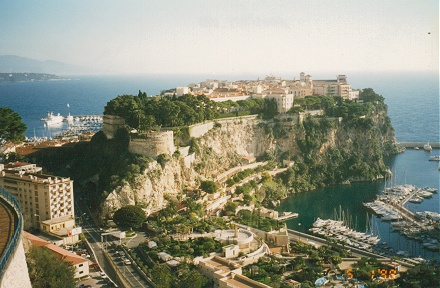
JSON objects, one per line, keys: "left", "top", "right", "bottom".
{"left": 128, "top": 131, "right": 175, "bottom": 158}
{"left": 188, "top": 122, "right": 214, "bottom": 138}
{"left": 102, "top": 115, "right": 126, "bottom": 139}
{"left": 188, "top": 115, "right": 259, "bottom": 139}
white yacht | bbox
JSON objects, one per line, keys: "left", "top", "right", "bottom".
{"left": 423, "top": 142, "right": 432, "bottom": 151}
{"left": 42, "top": 112, "right": 63, "bottom": 126}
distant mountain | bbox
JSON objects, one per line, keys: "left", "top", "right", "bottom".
{"left": 0, "top": 73, "right": 66, "bottom": 83}
{"left": 0, "top": 55, "right": 92, "bottom": 74}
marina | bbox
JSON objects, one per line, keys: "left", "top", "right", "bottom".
{"left": 280, "top": 149, "right": 440, "bottom": 261}
{"left": 41, "top": 113, "right": 103, "bottom": 126}
{"left": 363, "top": 184, "right": 440, "bottom": 252}
{"left": 309, "top": 217, "right": 381, "bottom": 250}
{"left": 26, "top": 114, "right": 103, "bottom": 143}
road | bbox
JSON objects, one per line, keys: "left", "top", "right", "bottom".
{"left": 76, "top": 197, "right": 154, "bottom": 287}
{"left": 105, "top": 246, "right": 154, "bottom": 288}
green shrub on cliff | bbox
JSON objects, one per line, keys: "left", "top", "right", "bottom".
{"left": 199, "top": 180, "right": 218, "bottom": 193}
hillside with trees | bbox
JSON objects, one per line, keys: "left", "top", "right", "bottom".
{"left": 104, "top": 91, "right": 278, "bottom": 130}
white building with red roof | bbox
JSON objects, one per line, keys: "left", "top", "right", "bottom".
{"left": 24, "top": 232, "right": 89, "bottom": 278}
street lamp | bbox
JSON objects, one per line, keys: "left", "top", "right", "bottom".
{"left": 78, "top": 212, "right": 86, "bottom": 226}
{"left": 298, "top": 223, "right": 301, "bottom": 242}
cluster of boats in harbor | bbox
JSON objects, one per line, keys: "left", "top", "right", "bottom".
{"left": 377, "top": 184, "right": 436, "bottom": 205}
{"left": 39, "top": 112, "right": 103, "bottom": 140}
{"left": 41, "top": 111, "right": 103, "bottom": 126}
{"left": 55, "top": 120, "right": 103, "bottom": 139}
{"left": 362, "top": 184, "right": 440, "bottom": 252}
{"left": 308, "top": 183, "right": 440, "bottom": 259}
{"left": 310, "top": 218, "right": 381, "bottom": 250}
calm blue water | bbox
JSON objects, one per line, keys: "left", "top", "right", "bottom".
{"left": 0, "top": 74, "right": 202, "bottom": 138}
{"left": 0, "top": 71, "right": 439, "bottom": 259}
{"left": 347, "top": 71, "right": 439, "bottom": 143}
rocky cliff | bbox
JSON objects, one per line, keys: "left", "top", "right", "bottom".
{"left": 101, "top": 107, "right": 399, "bottom": 216}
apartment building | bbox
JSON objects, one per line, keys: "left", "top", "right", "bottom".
{"left": 311, "top": 74, "right": 359, "bottom": 100}
{"left": 0, "top": 162, "right": 78, "bottom": 243}
{"left": 176, "top": 86, "right": 189, "bottom": 96}
{"left": 257, "top": 88, "right": 294, "bottom": 113}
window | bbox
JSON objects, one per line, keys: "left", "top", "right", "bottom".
{"left": 79, "top": 264, "right": 83, "bottom": 267}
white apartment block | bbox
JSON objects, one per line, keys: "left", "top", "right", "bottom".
{"left": 0, "top": 162, "right": 76, "bottom": 241}
{"left": 176, "top": 86, "right": 189, "bottom": 97}
{"left": 258, "top": 88, "right": 294, "bottom": 113}
{"left": 270, "top": 93, "right": 294, "bottom": 113}
{"left": 312, "top": 74, "right": 358, "bottom": 99}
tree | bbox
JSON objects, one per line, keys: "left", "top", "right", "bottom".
{"left": 199, "top": 180, "right": 218, "bottom": 193}
{"left": 26, "top": 246, "right": 75, "bottom": 288}
{"left": 151, "top": 263, "right": 172, "bottom": 288}
{"left": 396, "top": 263, "right": 440, "bottom": 287}
{"left": 224, "top": 202, "right": 238, "bottom": 213}
{"left": 261, "top": 98, "right": 278, "bottom": 119}
{"left": 113, "top": 205, "right": 147, "bottom": 229}
{"left": 177, "top": 266, "right": 208, "bottom": 288}
{"left": 0, "top": 107, "right": 27, "bottom": 142}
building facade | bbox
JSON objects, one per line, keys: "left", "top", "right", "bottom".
{"left": 0, "top": 162, "right": 76, "bottom": 243}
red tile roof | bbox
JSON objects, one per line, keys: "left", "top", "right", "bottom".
{"left": 24, "top": 232, "right": 88, "bottom": 265}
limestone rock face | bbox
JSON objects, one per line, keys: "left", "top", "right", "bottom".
{"left": 101, "top": 117, "right": 272, "bottom": 216}
{"left": 102, "top": 158, "right": 199, "bottom": 217}
{"left": 101, "top": 112, "right": 398, "bottom": 216}
{"left": 194, "top": 117, "right": 274, "bottom": 178}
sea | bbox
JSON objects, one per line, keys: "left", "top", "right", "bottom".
{"left": 0, "top": 71, "right": 439, "bottom": 259}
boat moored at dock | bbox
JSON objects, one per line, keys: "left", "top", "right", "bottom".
{"left": 41, "top": 112, "right": 64, "bottom": 126}
{"left": 423, "top": 142, "right": 432, "bottom": 151}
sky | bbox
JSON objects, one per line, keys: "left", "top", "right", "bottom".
{"left": 0, "top": 0, "right": 438, "bottom": 75}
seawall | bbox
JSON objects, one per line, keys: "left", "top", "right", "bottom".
{"left": 397, "top": 142, "right": 440, "bottom": 148}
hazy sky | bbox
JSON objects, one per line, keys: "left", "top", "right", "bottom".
{"left": 0, "top": 0, "right": 438, "bottom": 75}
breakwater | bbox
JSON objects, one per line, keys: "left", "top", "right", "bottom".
{"left": 397, "top": 142, "right": 440, "bottom": 148}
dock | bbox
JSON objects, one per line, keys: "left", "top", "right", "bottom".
{"left": 277, "top": 212, "right": 299, "bottom": 221}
